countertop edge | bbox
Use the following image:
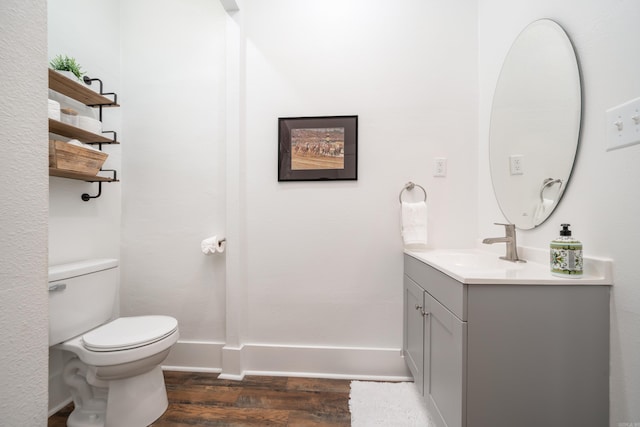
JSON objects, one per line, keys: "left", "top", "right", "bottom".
{"left": 404, "top": 248, "right": 613, "bottom": 286}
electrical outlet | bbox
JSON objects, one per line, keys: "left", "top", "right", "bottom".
{"left": 434, "top": 157, "right": 447, "bottom": 177}
{"left": 509, "top": 154, "right": 524, "bottom": 175}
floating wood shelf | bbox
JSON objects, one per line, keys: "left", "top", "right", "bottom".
{"left": 48, "top": 119, "right": 118, "bottom": 144}
{"left": 48, "top": 68, "right": 121, "bottom": 201}
{"left": 48, "top": 69, "right": 119, "bottom": 107}
{"left": 49, "top": 168, "right": 119, "bottom": 182}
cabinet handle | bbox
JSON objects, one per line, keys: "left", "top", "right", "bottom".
{"left": 48, "top": 283, "right": 67, "bottom": 292}
{"left": 415, "top": 304, "right": 429, "bottom": 317}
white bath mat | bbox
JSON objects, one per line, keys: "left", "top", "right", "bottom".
{"left": 349, "top": 381, "right": 433, "bottom": 426}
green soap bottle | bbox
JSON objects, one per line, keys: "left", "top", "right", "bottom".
{"left": 550, "top": 223, "right": 583, "bottom": 277}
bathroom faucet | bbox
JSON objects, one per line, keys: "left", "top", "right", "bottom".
{"left": 482, "top": 223, "right": 526, "bottom": 263}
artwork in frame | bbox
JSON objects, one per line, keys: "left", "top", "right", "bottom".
{"left": 278, "top": 115, "right": 358, "bottom": 181}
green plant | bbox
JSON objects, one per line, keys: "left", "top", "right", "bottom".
{"left": 49, "top": 54, "right": 86, "bottom": 79}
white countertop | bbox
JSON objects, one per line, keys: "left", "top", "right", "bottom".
{"left": 404, "top": 246, "right": 613, "bottom": 285}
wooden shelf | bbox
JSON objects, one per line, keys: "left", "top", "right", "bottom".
{"left": 49, "top": 168, "right": 118, "bottom": 182}
{"left": 48, "top": 118, "right": 117, "bottom": 144}
{"left": 48, "top": 68, "right": 120, "bottom": 200}
{"left": 48, "top": 69, "right": 119, "bottom": 107}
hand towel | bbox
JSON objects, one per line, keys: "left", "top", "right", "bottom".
{"left": 534, "top": 198, "right": 554, "bottom": 223}
{"left": 401, "top": 201, "right": 428, "bottom": 247}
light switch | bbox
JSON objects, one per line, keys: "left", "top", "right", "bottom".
{"left": 433, "top": 157, "right": 447, "bottom": 177}
{"left": 606, "top": 97, "right": 640, "bottom": 151}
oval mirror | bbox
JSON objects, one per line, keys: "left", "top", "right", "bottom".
{"left": 489, "top": 19, "right": 581, "bottom": 230}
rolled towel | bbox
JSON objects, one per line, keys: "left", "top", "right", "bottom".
{"left": 401, "top": 201, "right": 428, "bottom": 247}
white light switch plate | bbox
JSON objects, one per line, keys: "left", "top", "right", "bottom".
{"left": 434, "top": 157, "right": 447, "bottom": 177}
{"left": 606, "top": 97, "right": 640, "bottom": 151}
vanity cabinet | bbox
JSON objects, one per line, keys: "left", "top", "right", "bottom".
{"left": 403, "top": 253, "right": 610, "bottom": 427}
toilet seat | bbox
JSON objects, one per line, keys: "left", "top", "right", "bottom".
{"left": 56, "top": 315, "right": 179, "bottom": 367}
{"left": 82, "top": 315, "right": 178, "bottom": 351}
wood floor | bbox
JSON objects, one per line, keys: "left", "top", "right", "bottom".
{"left": 48, "top": 371, "right": 352, "bottom": 426}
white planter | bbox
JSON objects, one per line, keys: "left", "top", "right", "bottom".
{"left": 55, "top": 70, "right": 79, "bottom": 81}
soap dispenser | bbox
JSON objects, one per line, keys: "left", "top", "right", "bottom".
{"left": 550, "top": 223, "right": 583, "bottom": 277}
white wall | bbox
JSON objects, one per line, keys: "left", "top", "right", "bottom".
{"left": 48, "top": 0, "right": 122, "bottom": 265}
{"left": 478, "top": 0, "right": 640, "bottom": 424}
{"left": 0, "top": 0, "right": 49, "bottom": 424}
{"left": 240, "top": 0, "right": 477, "bottom": 373}
{"left": 47, "top": 0, "right": 122, "bottom": 411}
{"left": 119, "top": 0, "right": 228, "bottom": 368}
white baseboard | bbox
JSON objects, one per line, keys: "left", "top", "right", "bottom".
{"left": 162, "top": 340, "right": 412, "bottom": 381}
{"left": 48, "top": 397, "right": 72, "bottom": 417}
{"left": 162, "top": 340, "right": 224, "bottom": 372}
{"left": 242, "top": 343, "right": 412, "bottom": 381}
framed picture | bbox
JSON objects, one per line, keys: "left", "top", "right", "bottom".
{"left": 278, "top": 115, "right": 358, "bottom": 181}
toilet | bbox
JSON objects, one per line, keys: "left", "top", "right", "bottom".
{"left": 49, "top": 259, "right": 179, "bottom": 427}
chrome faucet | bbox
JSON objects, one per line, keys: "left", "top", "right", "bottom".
{"left": 482, "top": 223, "right": 526, "bottom": 263}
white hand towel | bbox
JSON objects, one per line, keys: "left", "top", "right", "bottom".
{"left": 534, "top": 198, "right": 554, "bottom": 223}
{"left": 401, "top": 201, "right": 428, "bottom": 247}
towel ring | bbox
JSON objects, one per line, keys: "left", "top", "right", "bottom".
{"left": 539, "top": 178, "right": 562, "bottom": 202}
{"left": 399, "top": 181, "right": 427, "bottom": 204}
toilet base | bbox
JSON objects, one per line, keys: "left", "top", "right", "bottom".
{"left": 67, "top": 406, "right": 107, "bottom": 427}
{"left": 64, "top": 360, "right": 169, "bottom": 427}
{"left": 105, "top": 365, "right": 169, "bottom": 427}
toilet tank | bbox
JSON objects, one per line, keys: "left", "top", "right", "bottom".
{"left": 49, "top": 259, "right": 119, "bottom": 346}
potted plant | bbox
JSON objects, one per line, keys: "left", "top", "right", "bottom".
{"left": 50, "top": 54, "right": 86, "bottom": 81}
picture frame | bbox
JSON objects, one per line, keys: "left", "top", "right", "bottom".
{"left": 278, "top": 115, "right": 358, "bottom": 181}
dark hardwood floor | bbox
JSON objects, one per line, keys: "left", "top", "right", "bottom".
{"left": 48, "top": 371, "right": 352, "bottom": 426}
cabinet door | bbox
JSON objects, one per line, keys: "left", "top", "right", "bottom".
{"left": 403, "top": 275, "right": 425, "bottom": 395}
{"left": 425, "top": 294, "right": 466, "bottom": 427}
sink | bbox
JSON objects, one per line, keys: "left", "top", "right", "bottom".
{"left": 425, "top": 250, "right": 525, "bottom": 271}
{"left": 404, "top": 247, "right": 612, "bottom": 285}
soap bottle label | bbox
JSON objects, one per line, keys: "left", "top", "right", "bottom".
{"left": 550, "top": 242, "right": 583, "bottom": 276}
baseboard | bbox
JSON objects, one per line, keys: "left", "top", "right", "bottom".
{"left": 240, "top": 343, "right": 411, "bottom": 381}
{"left": 48, "top": 397, "right": 72, "bottom": 417}
{"left": 162, "top": 340, "right": 412, "bottom": 381}
{"left": 162, "top": 340, "right": 224, "bottom": 372}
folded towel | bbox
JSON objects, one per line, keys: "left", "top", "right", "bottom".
{"left": 48, "top": 99, "right": 61, "bottom": 120}
{"left": 534, "top": 198, "right": 554, "bottom": 223}
{"left": 67, "top": 139, "right": 101, "bottom": 152}
{"left": 401, "top": 201, "right": 428, "bottom": 247}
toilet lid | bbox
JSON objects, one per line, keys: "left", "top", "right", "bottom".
{"left": 82, "top": 315, "right": 178, "bottom": 352}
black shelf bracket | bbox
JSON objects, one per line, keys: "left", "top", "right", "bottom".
{"left": 83, "top": 76, "right": 118, "bottom": 122}
{"left": 82, "top": 182, "right": 103, "bottom": 202}
{"left": 101, "top": 130, "right": 118, "bottom": 145}
{"left": 81, "top": 169, "right": 118, "bottom": 202}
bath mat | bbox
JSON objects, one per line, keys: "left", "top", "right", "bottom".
{"left": 349, "top": 381, "right": 433, "bottom": 426}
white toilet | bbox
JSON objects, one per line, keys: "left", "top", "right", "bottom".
{"left": 49, "top": 259, "right": 179, "bottom": 427}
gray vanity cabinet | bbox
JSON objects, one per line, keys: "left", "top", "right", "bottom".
{"left": 403, "top": 253, "right": 610, "bottom": 427}
{"left": 404, "top": 256, "right": 466, "bottom": 427}
{"left": 403, "top": 276, "right": 426, "bottom": 394}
